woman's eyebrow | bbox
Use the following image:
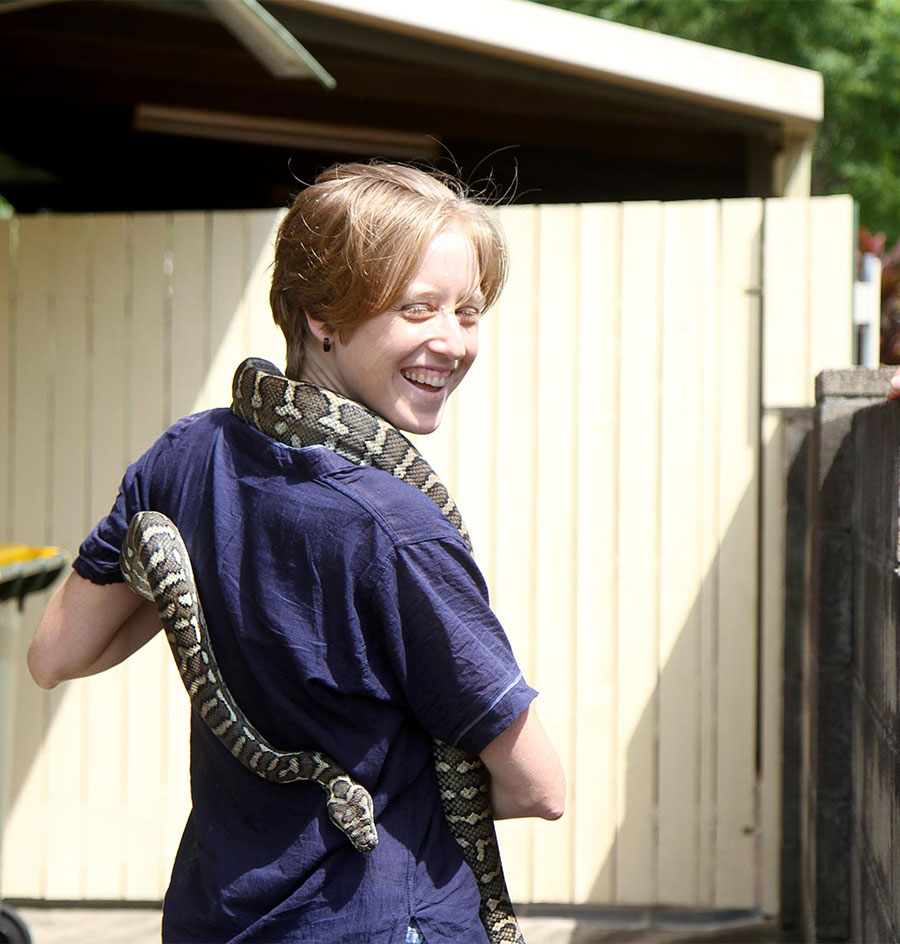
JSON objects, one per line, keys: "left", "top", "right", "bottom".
{"left": 399, "top": 286, "right": 485, "bottom": 304}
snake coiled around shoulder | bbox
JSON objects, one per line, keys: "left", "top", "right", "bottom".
{"left": 120, "top": 357, "right": 524, "bottom": 944}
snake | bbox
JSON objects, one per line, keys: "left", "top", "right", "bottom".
{"left": 120, "top": 511, "right": 379, "bottom": 854}
{"left": 119, "top": 357, "right": 525, "bottom": 944}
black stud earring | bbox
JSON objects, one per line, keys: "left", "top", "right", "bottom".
{"left": 323, "top": 337, "right": 331, "bottom": 352}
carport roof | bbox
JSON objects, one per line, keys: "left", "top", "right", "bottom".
{"left": 274, "top": 0, "right": 823, "bottom": 130}
{"left": 0, "top": 0, "right": 824, "bottom": 210}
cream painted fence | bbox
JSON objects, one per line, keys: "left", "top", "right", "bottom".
{"left": 0, "top": 197, "right": 854, "bottom": 912}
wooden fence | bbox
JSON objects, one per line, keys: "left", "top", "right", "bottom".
{"left": 0, "top": 196, "right": 854, "bottom": 911}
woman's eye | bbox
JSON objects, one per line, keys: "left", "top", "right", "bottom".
{"left": 401, "top": 304, "right": 432, "bottom": 317}
{"left": 398, "top": 302, "right": 482, "bottom": 324}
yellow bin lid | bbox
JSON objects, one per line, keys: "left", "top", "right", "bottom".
{"left": 0, "top": 545, "right": 64, "bottom": 568}
{"left": 0, "top": 544, "right": 69, "bottom": 606}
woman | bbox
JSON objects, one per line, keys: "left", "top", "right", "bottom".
{"left": 28, "top": 162, "right": 565, "bottom": 943}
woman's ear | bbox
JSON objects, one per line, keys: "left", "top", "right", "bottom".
{"left": 305, "top": 313, "right": 332, "bottom": 346}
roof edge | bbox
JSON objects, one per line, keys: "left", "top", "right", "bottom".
{"left": 273, "top": 0, "right": 823, "bottom": 129}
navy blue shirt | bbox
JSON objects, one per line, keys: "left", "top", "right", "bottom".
{"left": 74, "top": 409, "right": 536, "bottom": 943}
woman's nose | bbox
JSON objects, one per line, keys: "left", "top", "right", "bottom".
{"left": 430, "top": 309, "right": 469, "bottom": 359}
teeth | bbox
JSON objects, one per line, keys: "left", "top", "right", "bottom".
{"left": 402, "top": 370, "right": 449, "bottom": 388}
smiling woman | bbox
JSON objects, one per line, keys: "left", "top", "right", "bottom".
{"left": 268, "top": 163, "right": 509, "bottom": 435}
{"left": 303, "top": 223, "right": 484, "bottom": 433}
{"left": 269, "top": 162, "right": 507, "bottom": 380}
{"left": 28, "top": 160, "right": 564, "bottom": 944}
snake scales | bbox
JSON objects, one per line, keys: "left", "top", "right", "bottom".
{"left": 119, "top": 357, "right": 524, "bottom": 944}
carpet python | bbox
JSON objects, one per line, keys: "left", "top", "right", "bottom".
{"left": 120, "top": 357, "right": 524, "bottom": 944}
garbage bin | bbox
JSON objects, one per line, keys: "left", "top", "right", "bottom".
{"left": 0, "top": 545, "right": 68, "bottom": 944}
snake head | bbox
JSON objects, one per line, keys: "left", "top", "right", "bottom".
{"left": 326, "top": 782, "right": 379, "bottom": 854}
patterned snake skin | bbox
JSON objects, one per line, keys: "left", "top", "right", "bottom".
{"left": 120, "top": 357, "right": 524, "bottom": 944}
{"left": 120, "top": 512, "right": 379, "bottom": 854}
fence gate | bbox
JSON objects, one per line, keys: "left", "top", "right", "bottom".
{"left": 0, "top": 196, "right": 854, "bottom": 911}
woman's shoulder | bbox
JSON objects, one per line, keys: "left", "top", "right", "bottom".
{"left": 120, "top": 409, "right": 228, "bottom": 480}
{"left": 145, "top": 408, "right": 232, "bottom": 451}
{"left": 143, "top": 411, "right": 469, "bottom": 552}
{"left": 318, "top": 461, "right": 469, "bottom": 552}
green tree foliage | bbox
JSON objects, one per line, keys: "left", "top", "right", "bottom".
{"left": 531, "top": 0, "right": 900, "bottom": 239}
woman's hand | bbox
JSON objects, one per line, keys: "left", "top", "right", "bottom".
{"left": 889, "top": 367, "right": 900, "bottom": 401}
{"left": 28, "top": 572, "right": 161, "bottom": 689}
{"left": 479, "top": 704, "right": 566, "bottom": 821}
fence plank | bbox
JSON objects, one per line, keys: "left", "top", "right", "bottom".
{"left": 3, "top": 601, "right": 47, "bottom": 900}
{"left": 170, "top": 212, "right": 208, "bottom": 421}
{"left": 42, "top": 215, "right": 92, "bottom": 899}
{"left": 697, "top": 202, "right": 724, "bottom": 906}
{"left": 82, "top": 213, "right": 131, "bottom": 899}
{"left": 89, "top": 214, "right": 130, "bottom": 519}
{"left": 0, "top": 219, "right": 12, "bottom": 541}
{"left": 759, "top": 413, "right": 785, "bottom": 915}
{"left": 572, "top": 203, "right": 621, "bottom": 903}
{"left": 122, "top": 213, "right": 169, "bottom": 898}
{"left": 657, "top": 202, "right": 720, "bottom": 904}
{"left": 0, "top": 220, "right": 16, "bottom": 895}
{"left": 455, "top": 294, "right": 500, "bottom": 590}
{"left": 715, "top": 199, "right": 763, "bottom": 907}
{"left": 11, "top": 217, "right": 52, "bottom": 546}
{"left": 164, "top": 211, "right": 206, "bottom": 888}
{"left": 491, "top": 205, "right": 541, "bottom": 902}
{"left": 531, "top": 205, "right": 580, "bottom": 902}
{"left": 128, "top": 214, "right": 167, "bottom": 461}
{"left": 763, "top": 199, "right": 810, "bottom": 408}
{"left": 616, "top": 202, "right": 663, "bottom": 903}
{"left": 47, "top": 216, "right": 92, "bottom": 562}
{"left": 199, "top": 212, "right": 246, "bottom": 412}
{"left": 246, "top": 210, "right": 285, "bottom": 367}
{"left": 6, "top": 216, "right": 53, "bottom": 898}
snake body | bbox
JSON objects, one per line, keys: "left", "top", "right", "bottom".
{"left": 120, "top": 513, "right": 378, "bottom": 854}
{"left": 120, "top": 357, "right": 524, "bottom": 944}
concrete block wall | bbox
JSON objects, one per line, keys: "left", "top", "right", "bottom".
{"left": 850, "top": 393, "right": 900, "bottom": 943}
{"left": 800, "top": 367, "right": 899, "bottom": 942}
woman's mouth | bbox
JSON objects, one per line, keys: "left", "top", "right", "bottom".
{"left": 400, "top": 368, "right": 450, "bottom": 390}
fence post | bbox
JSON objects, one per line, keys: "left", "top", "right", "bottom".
{"left": 780, "top": 407, "right": 814, "bottom": 941}
{"left": 804, "top": 368, "right": 895, "bottom": 941}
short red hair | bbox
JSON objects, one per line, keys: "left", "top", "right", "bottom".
{"left": 270, "top": 161, "right": 508, "bottom": 378}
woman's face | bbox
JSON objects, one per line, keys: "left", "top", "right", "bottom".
{"left": 306, "top": 223, "right": 483, "bottom": 434}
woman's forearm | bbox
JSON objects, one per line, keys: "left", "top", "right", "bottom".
{"left": 28, "top": 572, "right": 161, "bottom": 689}
{"left": 65, "top": 602, "right": 163, "bottom": 681}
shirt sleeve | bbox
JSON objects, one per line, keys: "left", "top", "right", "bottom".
{"left": 72, "top": 415, "right": 203, "bottom": 585}
{"left": 372, "top": 538, "right": 537, "bottom": 755}
{"left": 72, "top": 463, "right": 140, "bottom": 584}
{"left": 72, "top": 455, "right": 147, "bottom": 585}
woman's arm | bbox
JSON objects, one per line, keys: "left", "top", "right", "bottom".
{"left": 27, "top": 571, "right": 162, "bottom": 689}
{"left": 479, "top": 703, "right": 565, "bottom": 821}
